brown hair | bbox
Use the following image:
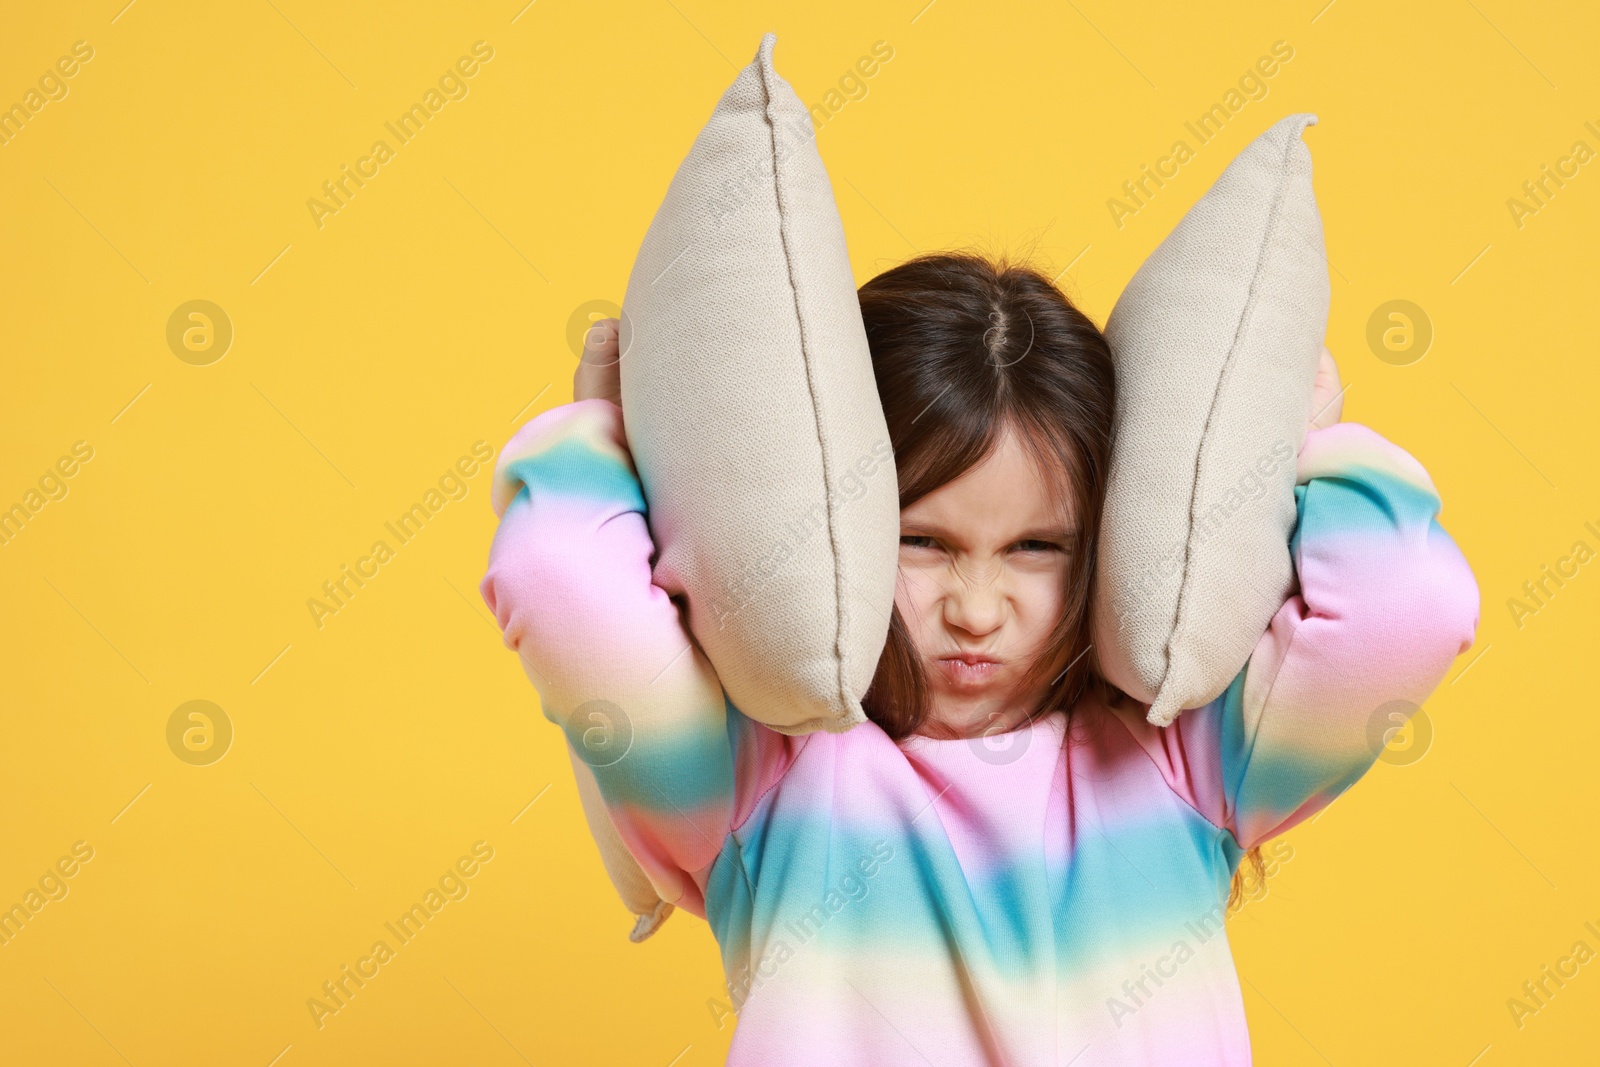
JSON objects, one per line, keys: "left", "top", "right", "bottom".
{"left": 854, "top": 248, "right": 1266, "bottom": 911}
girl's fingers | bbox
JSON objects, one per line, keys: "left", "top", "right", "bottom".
{"left": 581, "top": 317, "right": 620, "bottom": 366}
{"left": 1309, "top": 344, "right": 1344, "bottom": 430}
{"left": 573, "top": 317, "right": 623, "bottom": 405}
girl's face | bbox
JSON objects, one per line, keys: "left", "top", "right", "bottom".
{"left": 895, "top": 423, "right": 1075, "bottom": 739}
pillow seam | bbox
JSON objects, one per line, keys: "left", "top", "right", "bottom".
{"left": 1159, "top": 118, "right": 1309, "bottom": 705}
{"left": 755, "top": 45, "right": 853, "bottom": 726}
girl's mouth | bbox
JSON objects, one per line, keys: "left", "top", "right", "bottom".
{"left": 937, "top": 655, "right": 1001, "bottom": 687}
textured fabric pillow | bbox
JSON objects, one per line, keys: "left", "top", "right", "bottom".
{"left": 566, "top": 749, "right": 675, "bottom": 942}
{"left": 1093, "top": 113, "right": 1329, "bottom": 727}
{"left": 618, "top": 32, "right": 899, "bottom": 737}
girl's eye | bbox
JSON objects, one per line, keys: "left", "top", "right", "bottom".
{"left": 1014, "top": 540, "right": 1059, "bottom": 553}
{"left": 901, "top": 536, "right": 1067, "bottom": 553}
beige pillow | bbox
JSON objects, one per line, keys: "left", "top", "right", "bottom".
{"left": 575, "top": 32, "right": 897, "bottom": 939}
{"left": 1093, "top": 113, "right": 1328, "bottom": 727}
{"left": 618, "top": 32, "right": 899, "bottom": 737}
{"left": 566, "top": 749, "right": 675, "bottom": 942}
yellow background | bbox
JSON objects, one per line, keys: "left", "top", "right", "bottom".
{"left": 2, "top": 1, "right": 1596, "bottom": 1063}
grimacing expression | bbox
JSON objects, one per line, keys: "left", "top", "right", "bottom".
{"left": 894, "top": 423, "right": 1076, "bottom": 736}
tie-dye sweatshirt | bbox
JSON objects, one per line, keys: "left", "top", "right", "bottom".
{"left": 480, "top": 397, "right": 1480, "bottom": 1066}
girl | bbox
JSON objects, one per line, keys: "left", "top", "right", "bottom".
{"left": 480, "top": 251, "right": 1480, "bottom": 1065}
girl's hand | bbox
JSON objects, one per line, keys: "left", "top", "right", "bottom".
{"left": 1308, "top": 344, "right": 1343, "bottom": 431}
{"left": 573, "top": 316, "right": 622, "bottom": 407}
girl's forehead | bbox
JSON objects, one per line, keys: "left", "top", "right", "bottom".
{"left": 901, "top": 427, "right": 1076, "bottom": 537}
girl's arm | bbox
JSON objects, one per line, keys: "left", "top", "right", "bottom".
{"left": 1113, "top": 419, "right": 1481, "bottom": 853}
{"left": 479, "top": 397, "right": 796, "bottom": 918}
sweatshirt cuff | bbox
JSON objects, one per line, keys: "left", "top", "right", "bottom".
{"left": 1295, "top": 421, "right": 1439, "bottom": 500}
{"left": 489, "top": 398, "right": 631, "bottom": 518}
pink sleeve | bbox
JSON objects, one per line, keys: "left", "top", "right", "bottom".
{"left": 1112, "top": 421, "right": 1482, "bottom": 851}
{"left": 479, "top": 398, "right": 799, "bottom": 918}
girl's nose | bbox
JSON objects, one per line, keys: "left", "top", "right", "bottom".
{"left": 942, "top": 566, "right": 1007, "bottom": 637}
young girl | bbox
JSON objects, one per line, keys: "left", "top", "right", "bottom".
{"left": 480, "top": 251, "right": 1480, "bottom": 1065}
